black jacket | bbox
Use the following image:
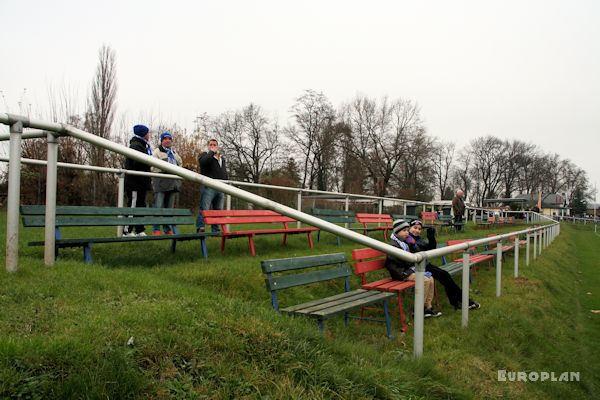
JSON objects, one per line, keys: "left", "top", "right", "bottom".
{"left": 198, "top": 151, "right": 228, "bottom": 180}
{"left": 124, "top": 136, "right": 152, "bottom": 192}
{"left": 384, "top": 237, "right": 415, "bottom": 281}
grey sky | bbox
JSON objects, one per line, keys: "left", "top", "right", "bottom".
{"left": 1, "top": 0, "right": 599, "bottom": 197}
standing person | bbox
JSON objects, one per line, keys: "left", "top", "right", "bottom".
{"left": 196, "top": 138, "right": 228, "bottom": 233}
{"left": 384, "top": 219, "right": 442, "bottom": 318}
{"left": 452, "top": 189, "right": 466, "bottom": 231}
{"left": 123, "top": 124, "right": 153, "bottom": 237}
{"left": 406, "top": 220, "right": 480, "bottom": 310}
{"left": 151, "top": 131, "right": 183, "bottom": 235}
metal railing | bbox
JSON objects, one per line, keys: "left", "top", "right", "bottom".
{"left": 0, "top": 112, "right": 560, "bottom": 358}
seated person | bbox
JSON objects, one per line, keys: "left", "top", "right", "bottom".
{"left": 384, "top": 219, "right": 441, "bottom": 318}
{"left": 406, "top": 219, "right": 480, "bottom": 310}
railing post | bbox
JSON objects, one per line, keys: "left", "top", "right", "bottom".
{"left": 539, "top": 229, "right": 543, "bottom": 256}
{"left": 117, "top": 172, "right": 125, "bottom": 237}
{"left": 496, "top": 239, "right": 502, "bottom": 297}
{"left": 297, "top": 190, "right": 302, "bottom": 228}
{"left": 461, "top": 252, "right": 470, "bottom": 328}
{"left": 44, "top": 132, "right": 58, "bottom": 266}
{"left": 514, "top": 236, "right": 519, "bottom": 278}
{"left": 403, "top": 203, "right": 407, "bottom": 215}
{"left": 6, "top": 120, "right": 23, "bottom": 272}
{"left": 345, "top": 196, "right": 350, "bottom": 229}
{"left": 533, "top": 231, "right": 537, "bottom": 261}
{"left": 526, "top": 233, "right": 530, "bottom": 266}
{"left": 413, "top": 260, "right": 426, "bottom": 358}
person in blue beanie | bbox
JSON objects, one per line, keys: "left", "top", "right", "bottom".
{"left": 123, "top": 124, "right": 152, "bottom": 237}
{"left": 151, "top": 131, "right": 183, "bottom": 235}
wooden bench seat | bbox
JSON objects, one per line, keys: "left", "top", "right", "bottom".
{"left": 203, "top": 209, "right": 318, "bottom": 256}
{"left": 445, "top": 239, "right": 495, "bottom": 266}
{"left": 352, "top": 248, "right": 415, "bottom": 333}
{"left": 261, "top": 253, "right": 395, "bottom": 338}
{"left": 21, "top": 205, "right": 215, "bottom": 263}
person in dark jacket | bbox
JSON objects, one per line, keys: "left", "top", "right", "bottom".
{"left": 384, "top": 219, "right": 441, "bottom": 318}
{"left": 151, "top": 131, "right": 183, "bottom": 235}
{"left": 123, "top": 124, "right": 153, "bottom": 236}
{"left": 406, "top": 219, "right": 480, "bottom": 310}
{"left": 195, "top": 138, "right": 228, "bottom": 232}
{"left": 452, "top": 189, "right": 466, "bottom": 231}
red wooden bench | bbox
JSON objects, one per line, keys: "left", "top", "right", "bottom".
{"left": 420, "top": 211, "right": 439, "bottom": 226}
{"left": 355, "top": 213, "right": 393, "bottom": 241}
{"left": 202, "top": 210, "right": 318, "bottom": 256}
{"left": 445, "top": 239, "right": 495, "bottom": 267}
{"left": 352, "top": 248, "right": 415, "bottom": 332}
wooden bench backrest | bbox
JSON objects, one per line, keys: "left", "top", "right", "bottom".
{"left": 261, "top": 253, "right": 350, "bottom": 311}
{"left": 355, "top": 213, "right": 392, "bottom": 224}
{"left": 311, "top": 208, "right": 356, "bottom": 224}
{"left": 390, "top": 214, "right": 418, "bottom": 221}
{"left": 446, "top": 239, "right": 476, "bottom": 253}
{"left": 203, "top": 209, "right": 297, "bottom": 227}
{"left": 20, "top": 205, "right": 194, "bottom": 227}
{"left": 351, "top": 248, "right": 386, "bottom": 284}
{"left": 488, "top": 216, "right": 496, "bottom": 223}
{"left": 420, "top": 211, "right": 438, "bottom": 222}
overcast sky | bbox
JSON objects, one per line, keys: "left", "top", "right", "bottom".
{"left": 1, "top": 0, "right": 599, "bottom": 198}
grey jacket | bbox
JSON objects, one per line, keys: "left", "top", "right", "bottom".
{"left": 151, "top": 145, "right": 183, "bottom": 192}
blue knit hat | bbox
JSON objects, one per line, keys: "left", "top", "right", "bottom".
{"left": 160, "top": 131, "right": 173, "bottom": 142}
{"left": 133, "top": 124, "right": 149, "bottom": 137}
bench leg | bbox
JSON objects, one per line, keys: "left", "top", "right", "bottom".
{"left": 171, "top": 239, "right": 177, "bottom": 253}
{"left": 200, "top": 238, "right": 208, "bottom": 259}
{"left": 282, "top": 233, "right": 288, "bottom": 246}
{"left": 317, "top": 319, "right": 325, "bottom": 334}
{"left": 397, "top": 293, "right": 408, "bottom": 333}
{"left": 248, "top": 235, "right": 256, "bottom": 256}
{"left": 336, "top": 235, "right": 341, "bottom": 246}
{"left": 83, "top": 243, "right": 93, "bottom": 264}
{"left": 220, "top": 237, "right": 226, "bottom": 253}
{"left": 344, "top": 311, "right": 349, "bottom": 326}
{"left": 317, "top": 230, "right": 321, "bottom": 242}
{"left": 383, "top": 300, "right": 393, "bottom": 339}
{"left": 307, "top": 232, "right": 314, "bottom": 248}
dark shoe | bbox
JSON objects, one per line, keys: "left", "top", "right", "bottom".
{"left": 424, "top": 308, "right": 442, "bottom": 318}
{"left": 196, "top": 227, "right": 205, "bottom": 233}
{"left": 468, "top": 300, "right": 481, "bottom": 310}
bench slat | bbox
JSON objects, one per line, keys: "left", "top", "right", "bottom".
{"left": 266, "top": 266, "right": 351, "bottom": 291}
{"left": 261, "top": 253, "right": 347, "bottom": 273}
{"left": 223, "top": 227, "right": 317, "bottom": 237}
{"left": 23, "top": 216, "right": 195, "bottom": 227}
{"left": 28, "top": 232, "right": 218, "bottom": 247}
{"left": 281, "top": 289, "right": 368, "bottom": 313}
{"left": 311, "top": 291, "right": 395, "bottom": 318}
{"left": 20, "top": 205, "right": 191, "bottom": 216}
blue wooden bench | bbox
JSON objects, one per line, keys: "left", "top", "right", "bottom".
{"left": 21, "top": 205, "right": 217, "bottom": 263}
{"left": 311, "top": 208, "right": 366, "bottom": 245}
{"left": 261, "top": 253, "right": 395, "bottom": 338}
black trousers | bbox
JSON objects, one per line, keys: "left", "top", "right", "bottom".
{"left": 454, "top": 214, "right": 464, "bottom": 231}
{"left": 124, "top": 189, "right": 147, "bottom": 234}
{"left": 427, "top": 264, "right": 463, "bottom": 307}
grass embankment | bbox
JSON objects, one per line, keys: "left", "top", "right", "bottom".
{"left": 0, "top": 216, "right": 598, "bottom": 399}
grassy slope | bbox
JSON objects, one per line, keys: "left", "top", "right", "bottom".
{"left": 0, "top": 216, "right": 598, "bottom": 399}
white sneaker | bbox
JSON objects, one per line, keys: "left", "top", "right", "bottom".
{"left": 136, "top": 232, "right": 147, "bottom": 237}
{"left": 123, "top": 232, "right": 136, "bottom": 237}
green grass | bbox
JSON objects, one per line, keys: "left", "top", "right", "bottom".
{"left": 0, "top": 214, "right": 598, "bottom": 399}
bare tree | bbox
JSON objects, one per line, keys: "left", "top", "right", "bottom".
{"left": 431, "top": 141, "right": 455, "bottom": 200}
{"left": 215, "top": 103, "right": 281, "bottom": 183}
{"left": 287, "top": 90, "right": 336, "bottom": 190}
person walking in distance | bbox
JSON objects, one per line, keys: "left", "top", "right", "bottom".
{"left": 452, "top": 189, "right": 466, "bottom": 231}
{"left": 196, "top": 138, "right": 228, "bottom": 233}
{"left": 123, "top": 124, "right": 152, "bottom": 237}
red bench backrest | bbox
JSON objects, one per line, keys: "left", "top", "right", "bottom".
{"left": 202, "top": 209, "right": 297, "bottom": 231}
{"left": 351, "top": 248, "right": 386, "bottom": 285}
{"left": 488, "top": 216, "right": 496, "bottom": 223}
{"left": 446, "top": 239, "right": 476, "bottom": 254}
{"left": 420, "top": 211, "right": 438, "bottom": 222}
{"left": 355, "top": 213, "right": 392, "bottom": 224}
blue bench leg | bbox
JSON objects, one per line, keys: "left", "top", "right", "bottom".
{"left": 83, "top": 243, "right": 93, "bottom": 264}
{"left": 336, "top": 236, "right": 341, "bottom": 246}
{"left": 383, "top": 300, "right": 393, "bottom": 339}
{"left": 200, "top": 238, "right": 208, "bottom": 259}
{"left": 317, "top": 319, "right": 325, "bottom": 334}
{"left": 171, "top": 239, "right": 177, "bottom": 253}
{"left": 344, "top": 311, "right": 349, "bottom": 326}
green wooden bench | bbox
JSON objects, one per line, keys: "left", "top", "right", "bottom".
{"left": 261, "top": 253, "right": 395, "bottom": 338}
{"left": 21, "top": 205, "right": 217, "bottom": 263}
{"left": 311, "top": 208, "right": 365, "bottom": 245}
{"left": 390, "top": 214, "right": 419, "bottom": 222}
